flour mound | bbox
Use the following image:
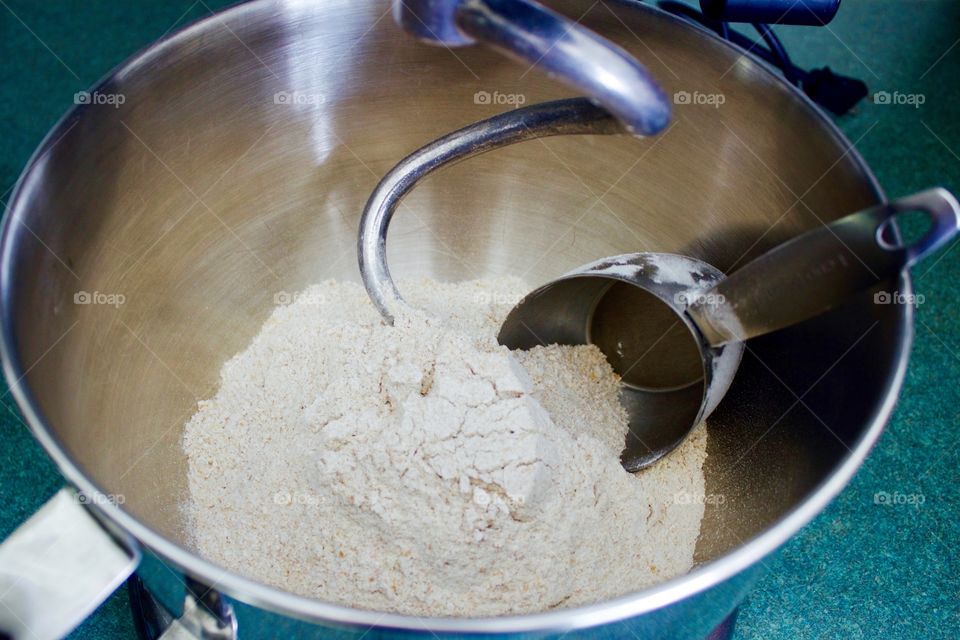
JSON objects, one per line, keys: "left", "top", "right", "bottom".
{"left": 183, "top": 277, "right": 708, "bottom": 616}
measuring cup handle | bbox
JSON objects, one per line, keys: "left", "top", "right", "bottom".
{"left": 689, "top": 188, "right": 960, "bottom": 347}
{"left": 895, "top": 188, "right": 960, "bottom": 265}
{"left": 395, "top": 0, "right": 670, "bottom": 136}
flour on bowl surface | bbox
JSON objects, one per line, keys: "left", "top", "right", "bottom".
{"left": 182, "top": 277, "right": 709, "bottom": 617}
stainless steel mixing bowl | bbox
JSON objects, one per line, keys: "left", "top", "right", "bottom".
{"left": 0, "top": 0, "right": 909, "bottom": 637}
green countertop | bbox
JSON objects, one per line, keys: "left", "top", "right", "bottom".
{"left": 1, "top": 1, "right": 957, "bottom": 638}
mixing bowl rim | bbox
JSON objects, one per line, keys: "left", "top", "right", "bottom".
{"left": 0, "top": 0, "right": 907, "bottom": 633}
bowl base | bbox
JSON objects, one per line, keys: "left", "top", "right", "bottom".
{"left": 127, "top": 576, "right": 740, "bottom": 640}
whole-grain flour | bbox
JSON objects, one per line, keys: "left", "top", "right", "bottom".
{"left": 183, "top": 277, "right": 708, "bottom": 616}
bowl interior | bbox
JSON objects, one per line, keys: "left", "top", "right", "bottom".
{"left": 2, "top": 0, "right": 901, "bottom": 606}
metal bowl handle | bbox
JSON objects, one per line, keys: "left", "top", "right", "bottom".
{"left": 0, "top": 489, "right": 234, "bottom": 639}
{"left": 0, "top": 490, "right": 138, "bottom": 639}
{"left": 394, "top": 0, "right": 671, "bottom": 136}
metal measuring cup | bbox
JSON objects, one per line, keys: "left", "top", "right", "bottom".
{"left": 498, "top": 185, "right": 959, "bottom": 470}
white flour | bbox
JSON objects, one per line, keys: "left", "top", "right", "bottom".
{"left": 183, "top": 277, "right": 708, "bottom": 616}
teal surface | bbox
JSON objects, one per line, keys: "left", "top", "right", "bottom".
{"left": 0, "top": 1, "right": 957, "bottom": 638}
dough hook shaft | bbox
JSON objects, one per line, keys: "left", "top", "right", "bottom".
{"left": 394, "top": 0, "right": 671, "bottom": 136}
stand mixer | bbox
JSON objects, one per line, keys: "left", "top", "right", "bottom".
{"left": 0, "top": 1, "right": 936, "bottom": 639}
